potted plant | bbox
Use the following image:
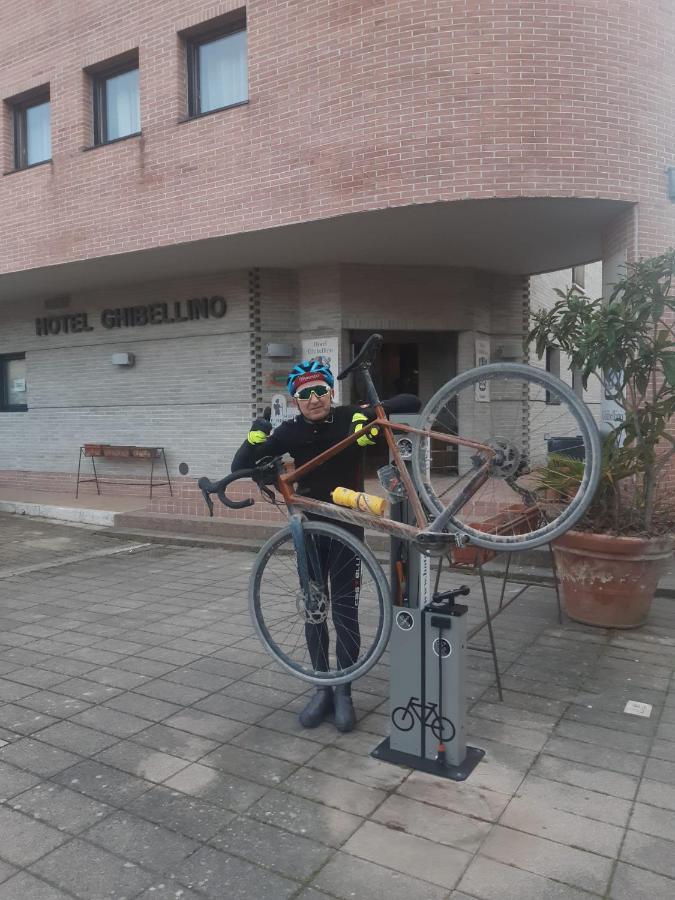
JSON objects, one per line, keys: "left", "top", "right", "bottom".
{"left": 528, "top": 250, "right": 675, "bottom": 628}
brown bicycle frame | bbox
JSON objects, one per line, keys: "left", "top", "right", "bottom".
{"left": 275, "top": 403, "right": 496, "bottom": 544}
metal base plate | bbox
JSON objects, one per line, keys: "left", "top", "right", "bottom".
{"left": 371, "top": 738, "right": 485, "bottom": 782}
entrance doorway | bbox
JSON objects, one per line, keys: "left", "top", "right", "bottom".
{"left": 348, "top": 330, "right": 457, "bottom": 476}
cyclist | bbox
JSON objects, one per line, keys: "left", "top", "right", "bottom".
{"left": 232, "top": 358, "right": 419, "bottom": 732}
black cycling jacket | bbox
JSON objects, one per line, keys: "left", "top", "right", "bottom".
{"left": 231, "top": 394, "right": 420, "bottom": 502}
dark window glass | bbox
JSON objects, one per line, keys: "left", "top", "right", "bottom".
{"left": 94, "top": 64, "right": 140, "bottom": 144}
{"left": 545, "top": 346, "right": 561, "bottom": 405}
{"left": 14, "top": 97, "right": 51, "bottom": 168}
{"left": 572, "top": 265, "right": 585, "bottom": 289}
{"left": 0, "top": 354, "right": 28, "bottom": 412}
{"left": 188, "top": 24, "right": 247, "bottom": 116}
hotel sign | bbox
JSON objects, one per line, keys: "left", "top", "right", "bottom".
{"left": 35, "top": 296, "right": 227, "bottom": 336}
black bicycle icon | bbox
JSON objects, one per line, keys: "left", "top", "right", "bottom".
{"left": 392, "top": 696, "right": 456, "bottom": 742}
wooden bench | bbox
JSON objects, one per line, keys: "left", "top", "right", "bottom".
{"left": 76, "top": 445, "right": 173, "bottom": 499}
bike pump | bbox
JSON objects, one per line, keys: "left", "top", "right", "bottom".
{"left": 371, "top": 414, "right": 485, "bottom": 780}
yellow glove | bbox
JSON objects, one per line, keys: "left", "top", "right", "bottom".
{"left": 247, "top": 417, "right": 272, "bottom": 445}
{"left": 352, "top": 412, "right": 379, "bottom": 447}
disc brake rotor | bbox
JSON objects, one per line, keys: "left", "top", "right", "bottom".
{"left": 296, "top": 582, "right": 330, "bottom": 625}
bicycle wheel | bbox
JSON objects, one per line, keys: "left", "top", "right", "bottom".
{"left": 391, "top": 706, "right": 415, "bottom": 732}
{"left": 430, "top": 714, "right": 456, "bottom": 743}
{"left": 411, "top": 363, "right": 601, "bottom": 551}
{"left": 249, "top": 521, "right": 392, "bottom": 686}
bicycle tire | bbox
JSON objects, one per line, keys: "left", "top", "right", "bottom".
{"left": 249, "top": 521, "right": 392, "bottom": 686}
{"left": 391, "top": 706, "right": 415, "bottom": 732}
{"left": 430, "top": 715, "right": 456, "bottom": 743}
{"left": 411, "top": 362, "right": 601, "bottom": 551}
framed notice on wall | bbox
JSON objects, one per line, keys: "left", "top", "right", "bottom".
{"left": 475, "top": 337, "right": 490, "bottom": 402}
{"left": 301, "top": 336, "right": 340, "bottom": 403}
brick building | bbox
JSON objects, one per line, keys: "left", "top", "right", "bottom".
{"left": 0, "top": 1, "right": 673, "bottom": 518}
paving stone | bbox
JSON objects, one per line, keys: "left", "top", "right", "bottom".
{"left": 282, "top": 768, "right": 386, "bottom": 817}
{"left": 480, "top": 824, "right": 613, "bottom": 893}
{"left": 308, "top": 745, "right": 408, "bottom": 790}
{"left": 465, "top": 716, "right": 549, "bottom": 752}
{"left": 342, "top": 819, "right": 470, "bottom": 889}
{"left": 255, "top": 708, "right": 336, "bottom": 743}
{"left": 0, "top": 871, "right": 73, "bottom": 899}
{"left": 610, "top": 862, "right": 675, "bottom": 900}
{"left": 543, "top": 734, "right": 645, "bottom": 776}
{"left": 162, "top": 710, "right": 248, "bottom": 742}
{"left": 30, "top": 838, "right": 155, "bottom": 899}
{"left": 174, "top": 846, "right": 298, "bottom": 899}
{"left": 53, "top": 760, "right": 154, "bottom": 806}
{"left": 459, "top": 855, "right": 599, "bottom": 900}
{"left": 15, "top": 690, "right": 91, "bottom": 719}
{"left": 650, "top": 738, "right": 675, "bottom": 762}
{"left": 0, "top": 806, "right": 68, "bottom": 866}
{"left": 10, "top": 782, "right": 112, "bottom": 833}
{"left": 294, "top": 890, "right": 335, "bottom": 900}
{"left": 68, "top": 706, "right": 150, "bottom": 738}
{"left": 0, "top": 760, "right": 41, "bottom": 800}
{"left": 0, "top": 862, "right": 15, "bottom": 886}
{"left": 134, "top": 679, "right": 209, "bottom": 705}
{"left": 131, "top": 723, "right": 219, "bottom": 763}
{"left": 248, "top": 787, "right": 363, "bottom": 847}
{"left": 531, "top": 754, "right": 639, "bottom": 800}
{"left": 636, "top": 777, "right": 675, "bottom": 812}
{"left": 164, "top": 762, "right": 269, "bottom": 812}
{"left": 313, "top": 852, "right": 448, "bottom": 900}
{"left": 200, "top": 742, "right": 297, "bottom": 787}
{"left": 500, "top": 796, "right": 623, "bottom": 857}
{"left": 644, "top": 756, "right": 675, "bottom": 785}
{"left": 397, "top": 770, "right": 511, "bottom": 822}
{"left": 82, "top": 810, "right": 198, "bottom": 872}
{"left": 103, "top": 691, "right": 181, "bottom": 722}
{"left": 94, "top": 740, "right": 190, "bottom": 783}
{"left": 372, "top": 794, "right": 491, "bottom": 853}
{"left": 211, "top": 815, "right": 333, "bottom": 880}
{"left": 630, "top": 801, "right": 675, "bottom": 842}
{"left": 51, "top": 678, "right": 122, "bottom": 704}
{"left": 134, "top": 881, "right": 208, "bottom": 900}
{"left": 555, "top": 719, "right": 652, "bottom": 755}
{"left": 0, "top": 704, "right": 57, "bottom": 735}
{"left": 35, "top": 721, "right": 119, "bottom": 757}
{"left": 128, "top": 784, "right": 234, "bottom": 841}
{"left": 231, "top": 726, "right": 324, "bottom": 764}
{"left": 0, "top": 680, "right": 39, "bottom": 701}
{"left": 515, "top": 774, "right": 633, "bottom": 826}
{"left": 620, "top": 828, "right": 675, "bottom": 880}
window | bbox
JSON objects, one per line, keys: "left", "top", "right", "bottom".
{"left": 545, "top": 346, "right": 561, "bottom": 405}
{"left": 185, "top": 14, "right": 248, "bottom": 117}
{"left": 0, "top": 354, "right": 27, "bottom": 411}
{"left": 572, "top": 265, "right": 585, "bottom": 290}
{"left": 13, "top": 88, "right": 51, "bottom": 169}
{"left": 90, "top": 53, "right": 140, "bottom": 145}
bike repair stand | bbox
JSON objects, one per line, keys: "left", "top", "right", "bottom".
{"left": 371, "top": 415, "right": 485, "bottom": 781}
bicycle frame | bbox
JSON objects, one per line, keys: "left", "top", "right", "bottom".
{"left": 274, "top": 402, "right": 497, "bottom": 550}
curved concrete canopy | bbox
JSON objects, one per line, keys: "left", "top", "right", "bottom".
{"left": 0, "top": 197, "right": 630, "bottom": 304}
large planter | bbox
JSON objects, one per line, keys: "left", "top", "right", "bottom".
{"left": 552, "top": 531, "right": 673, "bottom": 629}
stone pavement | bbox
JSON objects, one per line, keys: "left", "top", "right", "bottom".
{"left": 0, "top": 513, "right": 674, "bottom": 899}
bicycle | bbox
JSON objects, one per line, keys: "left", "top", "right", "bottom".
{"left": 199, "top": 333, "right": 601, "bottom": 688}
{"left": 391, "top": 696, "right": 456, "bottom": 743}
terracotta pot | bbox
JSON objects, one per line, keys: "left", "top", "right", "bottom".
{"left": 552, "top": 530, "right": 673, "bottom": 629}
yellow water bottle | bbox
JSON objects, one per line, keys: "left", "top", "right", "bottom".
{"left": 331, "top": 487, "right": 387, "bottom": 517}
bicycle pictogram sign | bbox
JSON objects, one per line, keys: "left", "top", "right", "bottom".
{"left": 392, "top": 696, "right": 456, "bottom": 742}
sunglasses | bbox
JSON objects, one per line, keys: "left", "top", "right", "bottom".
{"left": 294, "top": 384, "right": 331, "bottom": 401}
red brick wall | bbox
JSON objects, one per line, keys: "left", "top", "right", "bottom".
{"left": 1, "top": 0, "right": 673, "bottom": 278}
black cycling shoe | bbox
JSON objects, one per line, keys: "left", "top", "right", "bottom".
{"left": 299, "top": 688, "right": 334, "bottom": 728}
{"left": 334, "top": 684, "right": 356, "bottom": 733}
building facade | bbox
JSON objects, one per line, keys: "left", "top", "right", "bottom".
{"left": 1, "top": 1, "right": 673, "bottom": 518}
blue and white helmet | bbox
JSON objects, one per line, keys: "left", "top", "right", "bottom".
{"left": 287, "top": 359, "right": 335, "bottom": 395}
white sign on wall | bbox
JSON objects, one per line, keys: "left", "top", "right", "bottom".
{"left": 475, "top": 337, "right": 490, "bottom": 402}
{"left": 301, "top": 336, "right": 340, "bottom": 403}
{"left": 269, "top": 393, "right": 295, "bottom": 428}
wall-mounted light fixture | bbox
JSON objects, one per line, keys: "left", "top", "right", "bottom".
{"left": 667, "top": 166, "right": 675, "bottom": 202}
{"left": 266, "top": 343, "right": 294, "bottom": 358}
{"left": 111, "top": 352, "right": 135, "bottom": 367}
